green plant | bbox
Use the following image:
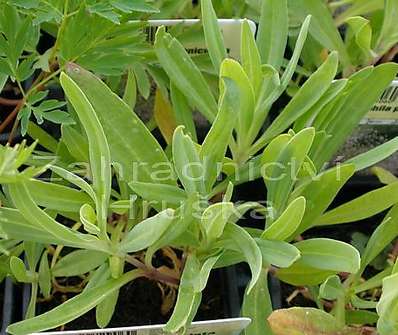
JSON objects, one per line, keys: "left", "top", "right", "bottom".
{"left": 0, "top": 0, "right": 160, "bottom": 140}
{"left": 288, "top": 0, "right": 398, "bottom": 77}
{"left": 1, "top": 1, "right": 398, "bottom": 335}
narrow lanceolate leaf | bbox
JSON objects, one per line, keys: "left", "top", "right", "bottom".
{"left": 375, "top": 0, "right": 398, "bottom": 55}
{"left": 49, "top": 165, "right": 96, "bottom": 202}
{"left": 289, "top": 0, "right": 351, "bottom": 67}
{"left": 60, "top": 72, "right": 111, "bottom": 236}
{"left": 311, "top": 63, "right": 398, "bottom": 169}
{"left": 255, "top": 239, "right": 301, "bottom": 268}
{"left": 8, "top": 183, "right": 104, "bottom": 251}
{"left": 221, "top": 223, "right": 262, "bottom": 293}
{"left": 242, "top": 268, "right": 274, "bottom": 335}
{"left": 264, "top": 128, "right": 315, "bottom": 217}
{"left": 262, "top": 197, "right": 306, "bottom": 241}
{"left": 173, "top": 126, "right": 206, "bottom": 195}
{"left": 295, "top": 164, "right": 355, "bottom": 235}
{"left": 201, "top": 202, "right": 235, "bottom": 242}
{"left": 155, "top": 27, "right": 217, "bottom": 121}
{"left": 377, "top": 272, "right": 398, "bottom": 335}
{"left": 201, "top": 0, "right": 226, "bottom": 71}
{"left": 129, "top": 181, "right": 187, "bottom": 205}
{"left": 346, "top": 136, "right": 398, "bottom": 171}
{"left": 372, "top": 166, "right": 398, "bottom": 185}
{"left": 24, "top": 179, "right": 93, "bottom": 212}
{"left": 65, "top": 63, "right": 175, "bottom": 185}
{"left": 7, "top": 270, "right": 143, "bottom": 335}
{"left": 294, "top": 238, "right": 361, "bottom": 274}
{"left": 241, "top": 20, "right": 262, "bottom": 95}
{"left": 256, "top": 0, "right": 288, "bottom": 71}
{"left": 359, "top": 205, "right": 398, "bottom": 273}
{"left": 52, "top": 250, "right": 108, "bottom": 277}
{"left": 165, "top": 254, "right": 202, "bottom": 332}
{"left": 263, "top": 52, "right": 338, "bottom": 141}
{"left": 200, "top": 74, "right": 237, "bottom": 191}
{"left": 120, "top": 209, "right": 175, "bottom": 253}
{"left": 220, "top": 59, "right": 254, "bottom": 146}
{"left": 317, "top": 182, "right": 398, "bottom": 226}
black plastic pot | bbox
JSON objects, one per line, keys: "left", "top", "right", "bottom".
{"left": 1, "top": 278, "right": 17, "bottom": 335}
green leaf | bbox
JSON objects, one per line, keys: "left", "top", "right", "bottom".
{"left": 295, "top": 164, "right": 355, "bottom": 235}
{"left": 65, "top": 64, "right": 175, "bottom": 185}
{"left": 0, "top": 208, "right": 70, "bottom": 245}
{"left": 38, "top": 251, "right": 51, "bottom": 299}
{"left": 80, "top": 204, "right": 101, "bottom": 235}
{"left": 311, "top": 63, "right": 398, "bottom": 168}
{"left": 375, "top": 0, "right": 398, "bottom": 55}
{"left": 96, "top": 289, "right": 118, "bottom": 328}
{"left": 372, "top": 166, "right": 398, "bottom": 185}
{"left": 10, "top": 256, "right": 31, "bottom": 283}
{"left": 346, "top": 310, "right": 379, "bottom": 326}
{"left": 8, "top": 183, "right": 105, "bottom": 251}
{"left": 319, "top": 275, "right": 344, "bottom": 301}
{"left": 165, "top": 254, "right": 201, "bottom": 332}
{"left": 128, "top": 181, "right": 187, "bottom": 205}
{"left": 346, "top": 136, "right": 398, "bottom": 171}
{"left": 24, "top": 179, "right": 93, "bottom": 213}
{"left": 194, "top": 253, "right": 222, "bottom": 293}
{"left": 359, "top": 205, "right": 398, "bottom": 273}
{"left": 289, "top": 0, "right": 351, "bottom": 67}
{"left": 241, "top": 20, "right": 262, "bottom": 96}
{"left": 277, "top": 263, "right": 335, "bottom": 286}
{"left": 52, "top": 250, "right": 108, "bottom": 277}
{"left": 255, "top": 239, "right": 301, "bottom": 268}
{"left": 377, "top": 272, "right": 398, "bottom": 335}
{"left": 345, "top": 16, "right": 373, "bottom": 65}
{"left": 49, "top": 165, "right": 96, "bottom": 202}
{"left": 242, "top": 268, "right": 273, "bottom": 335}
{"left": 120, "top": 209, "right": 175, "bottom": 253}
{"left": 263, "top": 128, "right": 315, "bottom": 216}
{"left": 294, "top": 238, "right": 361, "bottom": 274}
{"left": 221, "top": 223, "right": 262, "bottom": 293}
{"left": 201, "top": 0, "right": 226, "bottom": 71}
{"left": 256, "top": 0, "right": 288, "bottom": 71}
{"left": 317, "top": 182, "right": 398, "bottom": 226}
{"left": 220, "top": 59, "right": 254, "bottom": 146}
{"left": 200, "top": 73, "right": 237, "bottom": 191}
{"left": 123, "top": 69, "right": 137, "bottom": 110}
{"left": 170, "top": 83, "right": 197, "bottom": 142}
{"left": 261, "top": 196, "right": 306, "bottom": 241}
{"left": 7, "top": 270, "right": 143, "bottom": 335}
{"left": 60, "top": 72, "right": 111, "bottom": 236}
{"left": 61, "top": 125, "right": 89, "bottom": 163}
{"left": 263, "top": 52, "right": 338, "bottom": 142}
{"left": 155, "top": 27, "right": 217, "bottom": 122}
{"left": 26, "top": 122, "right": 58, "bottom": 153}
{"left": 201, "top": 202, "right": 235, "bottom": 242}
{"left": 172, "top": 126, "right": 206, "bottom": 195}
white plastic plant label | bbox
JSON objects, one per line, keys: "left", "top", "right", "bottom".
{"left": 31, "top": 318, "right": 251, "bottom": 335}
{"left": 362, "top": 80, "right": 398, "bottom": 125}
{"left": 142, "top": 19, "right": 256, "bottom": 60}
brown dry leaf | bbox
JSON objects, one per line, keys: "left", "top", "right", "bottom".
{"left": 154, "top": 88, "right": 177, "bottom": 144}
{"left": 268, "top": 308, "right": 363, "bottom": 335}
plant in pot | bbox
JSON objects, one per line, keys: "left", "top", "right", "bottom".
{"left": 150, "top": 2, "right": 398, "bottom": 334}
{"left": 266, "top": 200, "right": 398, "bottom": 335}
{"left": 0, "top": 142, "right": 45, "bottom": 331}
{"left": 1, "top": 6, "right": 398, "bottom": 335}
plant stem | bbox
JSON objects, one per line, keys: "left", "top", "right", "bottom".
{"left": 125, "top": 255, "right": 180, "bottom": 286}
{"left": 0, "top": 97, "right": 21, "bottom": 106}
